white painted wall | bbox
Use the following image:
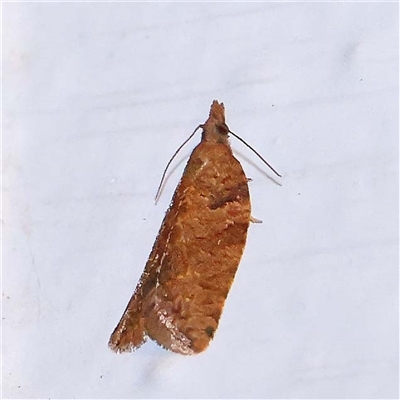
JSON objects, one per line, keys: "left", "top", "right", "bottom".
{"left": 3, "top": 2, "right": 398, "bottom": 398}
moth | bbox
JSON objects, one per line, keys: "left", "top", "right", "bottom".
{"left": 109, "top": 100, "right": 280, "bottom": 355}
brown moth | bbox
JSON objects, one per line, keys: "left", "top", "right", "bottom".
{"left": 109, "top": 100, "right": 279, "bottom": 355}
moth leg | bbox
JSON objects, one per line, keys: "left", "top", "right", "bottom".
{"left": 250, "top": 216, "right": 263, "bottom": 223}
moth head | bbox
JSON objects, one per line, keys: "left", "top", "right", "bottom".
{"left": 209, "top": 100, "right": 225, "bottom": 122}
{"left": 201, "top": 100, "right": 230, "bottom": 144}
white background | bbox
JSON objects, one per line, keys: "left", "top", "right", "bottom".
{"left": 3, "top": 2, "right": 399, "bottom": 399}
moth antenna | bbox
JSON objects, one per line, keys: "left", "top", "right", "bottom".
{"left": 228, "top": 130, "right": 282, "bottom": 177}
{"left": 155, "top": 125, "right": 202, "bottom": 203}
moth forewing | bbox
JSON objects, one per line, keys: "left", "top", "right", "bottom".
{"left": 109, "top": 100, "right": 253, "bottom": 354}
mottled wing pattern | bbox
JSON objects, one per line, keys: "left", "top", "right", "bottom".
{"left": 109, "top": 140, "right": 251, "bottom": 354}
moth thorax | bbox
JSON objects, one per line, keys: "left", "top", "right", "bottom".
{"left": 201, "top": 122, "right": 230, "bottom": 145}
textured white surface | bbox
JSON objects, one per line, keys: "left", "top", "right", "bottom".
{"left": 3, "top": 2, "right": 399, "bottom": 399}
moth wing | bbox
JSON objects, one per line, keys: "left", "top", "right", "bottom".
{"left": 142, "top": 142, "right": 251, "bottom": 354}
{"left": 109, "top": 141, "right": 251, "bottom": 354}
